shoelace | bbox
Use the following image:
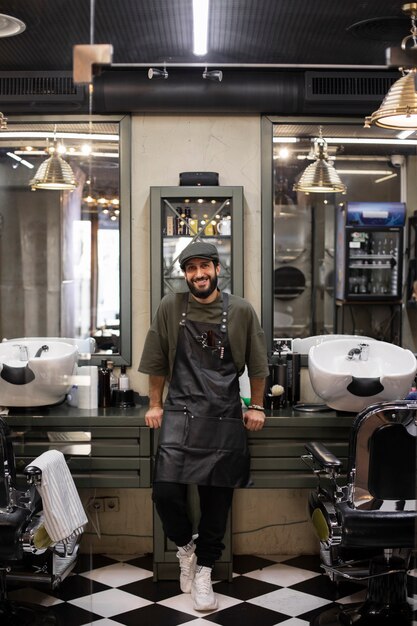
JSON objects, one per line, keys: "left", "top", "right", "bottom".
{"left": 195, "top": 571, "right": 211, "bottom": 593}
{"left": 179, "top": 553, "right": 194, "bottom": 574}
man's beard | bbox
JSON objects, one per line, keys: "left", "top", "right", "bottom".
{"left": 187, "top": 274, "right": 218, "bottom": 299}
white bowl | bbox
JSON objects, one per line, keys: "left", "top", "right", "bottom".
{"left": 293, "top": 334, "right": 372, "bottom": 355}
{"left": 308, "top": 338, "right": 417, "bottom": 413}
{"left": 0, "top": 340, "right": 78, "bottom": 407}
{"left": 3, "top": 336, "right": 96, "bottom": 354}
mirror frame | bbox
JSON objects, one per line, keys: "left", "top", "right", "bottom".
{"left": 1, "top": 114, "right": 132, "bottom": 366}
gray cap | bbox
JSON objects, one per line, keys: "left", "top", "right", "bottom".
{"left": 178, "top": 241, "right": 220, "bottom": 270}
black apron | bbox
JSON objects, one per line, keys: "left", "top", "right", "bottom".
{"left": 153, "top": 292, "right": 250, "bottom": 488}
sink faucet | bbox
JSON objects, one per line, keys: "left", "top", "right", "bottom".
{"left": 346, "top": 342, "right": 370, "bottom": 361}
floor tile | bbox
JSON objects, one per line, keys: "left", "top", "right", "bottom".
{"left": 244, "top": 563, "right": 320, "bottom": 587}
{"left": 80, "top": 561, "right": 152, "bottom": 586}
{"left": 203, "top": 600, "right": 290, "bottom": 625}
{"left": 53, "top": 572, "right": 111, "bottom": 601}
{"left": 112, "top": 602, "right": 196, "bottom": 625}
{"left": 119, "top": 576, "right": 186, "bottom": 602}
{"left": 247, "top": 587, "right": 331, "bottom": 617}
{"left": 213, "top": 575, "right": 281, "bottom": 600}
{"left": 232, "top": 555, "right": 278, "bottom": 574}
{"left": 8, "top": 586, "right": 64, "bottom": 607}
{"left": 158, "top": 591, "right": 242, "bottom": 616}
{"left": 49, "top": 600, "right": 102, "bottom": 625}
{"left": 69, "top": 587, "right": 153, "bottom": 618}
{"left": 74, "top": 553, "right": 118, "bottom": 573}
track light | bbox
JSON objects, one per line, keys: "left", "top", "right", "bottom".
{"left": 148, "top": 67, "right": 168, "bottom": 80}
{"left": 202, "top": 68, "right": 222, "bottom": 82}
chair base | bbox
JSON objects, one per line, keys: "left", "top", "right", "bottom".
{"left": 311, "top": 600, "right": 412, "bottom": 626}
{"left": 0, "top": 601, "right": 58, "bottom": 625}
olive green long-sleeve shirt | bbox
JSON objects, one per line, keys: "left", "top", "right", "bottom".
{"left": 138, "top": 291, "right": 269, "bottom": 381}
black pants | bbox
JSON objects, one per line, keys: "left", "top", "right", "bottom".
{"left": 153, "top": 482, "right": 234, "bottom": 568}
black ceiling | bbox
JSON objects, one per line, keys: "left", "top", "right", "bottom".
{"left": 0, "top": 0, "right": 412, "bottom": 114}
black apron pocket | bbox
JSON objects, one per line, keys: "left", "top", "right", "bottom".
{"left": 159, "top": 410, "right": 187, "bottom": 446}
{"left": 186, "top": 415, "right": 247, "bottom": 451}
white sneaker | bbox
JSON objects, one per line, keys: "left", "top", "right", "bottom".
{"left": 176, "top": 540, "right": 197, "bottom": 593}
{"left": 191, "top": 565, "right": 218, "bottom": 611}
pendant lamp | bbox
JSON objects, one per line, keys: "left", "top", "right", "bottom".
{"left": 30, "top": 150, "right": 77, "bottom": 191}
{"left": 293, "top": 136, "right": 346, "bottom": 194}
{"left": 365, "top": 4, "right": 417, "bottom": 130}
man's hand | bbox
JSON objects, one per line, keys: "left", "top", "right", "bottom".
{"left": 145, "top": 406, "right": 164, "bottom": 429}
{"left": 243, "top": 409, "right": 265, "bottom": 431}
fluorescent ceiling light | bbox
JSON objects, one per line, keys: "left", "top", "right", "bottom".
{"left": 193, "top": 0, "right": 209, "bottom": 56}
{"left": 0, "top": 131, "right": 118, "bottom": 142}
{"left": 274, "top": 136, "right": 417, "bottom": 146}
{"left": 374, "top": 173, "right": 398, "bottom": 183}
{"left": 334, "top": 169, "right": 393, "bottom": 175}
{"left": 6, "top": 151, "right": 34, "bottom": 169}
{"left": 397, "top": 129, "right": 415, "bottom": 139}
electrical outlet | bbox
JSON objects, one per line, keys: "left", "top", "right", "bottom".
{"left": 90, "top": 497, "right": 105, "bottom": 513}
{"left": 104, "top": 496, "right": 120, "bottom": 513}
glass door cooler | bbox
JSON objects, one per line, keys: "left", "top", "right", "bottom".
{"left": 336, "top": 202, "right": 405, "bottom": 302}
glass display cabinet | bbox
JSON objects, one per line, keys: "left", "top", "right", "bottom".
{"left": 150, "top": 186, "right": 244, "bottom": 317}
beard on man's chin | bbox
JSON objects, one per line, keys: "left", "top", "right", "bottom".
{"left": 187, "top": 274, "right": 218, "bottom": 299}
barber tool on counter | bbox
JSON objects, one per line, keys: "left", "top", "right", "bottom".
{"left": 112, "top": 365, "right": 135, "bottom": 408}
{"left": 264, "top": 339, "right": 300, "bottom": 409}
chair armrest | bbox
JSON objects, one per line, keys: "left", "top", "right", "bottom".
{"left": 23, "top": 465, "right": 42, "bottom": 479}
{"left": 305, "top": 441, "right": 343, "bottom": 469}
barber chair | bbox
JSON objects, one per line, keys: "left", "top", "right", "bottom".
{"left": 0, "top": 417, "right": 85, "bottom": 625}
{"left": 303, "top": 400, "right": 417, "bottom": 626}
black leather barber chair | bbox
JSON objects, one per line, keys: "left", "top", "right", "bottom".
{"left": 303, "top": 400, "right": 416, "bottom": 626}
{"left": 0, "top": 417, "right": 84, "bottom": 625}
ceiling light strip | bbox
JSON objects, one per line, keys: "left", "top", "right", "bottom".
{"left": 193, "top": 0, "right": 209, "bottom": 56}
{"left": 0, "top": 131, "right": 118, "bottom": 141}
{"left": 274, "top": 136, "right": 417, "bottom": 146}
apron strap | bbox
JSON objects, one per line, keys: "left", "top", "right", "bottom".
{"left": 179, "top": 292, "right": 188, "bottom": 326}
{"left": 220, "top": 291, "right": 229, "bottom": 334}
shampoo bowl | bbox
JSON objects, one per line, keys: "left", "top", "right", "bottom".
{"left": 0, "top": 340, "right": 78, "bottom": 407}
{"left": 308, "top": 338, "right": 417, "bottom": 413}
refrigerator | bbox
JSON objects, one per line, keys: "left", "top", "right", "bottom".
{"left": 335, "top": 202, "right": 405, "bottom": 302}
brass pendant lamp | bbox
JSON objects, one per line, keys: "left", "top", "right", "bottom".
{"left": 365, "top": 3, "right": 417, "bottom": 130}
{"left": 30, "top": 144, "right": 78, "bottom": 191}
{"left": 293, "top": 135, "right": 346, "bottom": 194}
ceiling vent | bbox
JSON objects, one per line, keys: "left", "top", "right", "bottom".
{"left": 305, "top": 71, "right": 398, "bottom": 102}
{"left": 0, "top": 71, "right": 86, "bottom": 104}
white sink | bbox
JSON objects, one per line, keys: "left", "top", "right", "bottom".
{"left": 308, "top": 338, "right": 417, "bottom": 413}
{"left": 3, "top": 336, "right": 96, "bottom": 355}
{"left": 293, "top": 334, "right": 372, "bottom": 355}
{"left": 0, "top": 340, "right": 78, "bottom": 407}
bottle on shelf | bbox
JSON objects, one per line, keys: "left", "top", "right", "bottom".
{"left": 119, "top": 365, "right": 130, "bottom": 390}
{"left": 107, "top": 360, "right": 119, "bottom": 393}
{"left": 98, "top": 359, "right": 111, "bottom": 408}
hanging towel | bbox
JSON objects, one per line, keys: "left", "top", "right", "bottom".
{"left": 29, "top": 449, "right": 88, "bottom": 543}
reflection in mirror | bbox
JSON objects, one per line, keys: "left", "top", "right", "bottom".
{"left": 270, "top": 119, "right": 408, "bottom": 344}
{"left": 0, "top": 115, "right": 131, "bottom": 365}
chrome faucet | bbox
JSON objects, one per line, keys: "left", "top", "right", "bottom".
{"left": 346, "top": 342, "right": 370, "bottom": 361}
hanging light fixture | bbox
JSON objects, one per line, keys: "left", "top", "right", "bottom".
{"left": 293, "top": 132, "right": 346, "bottom": 194}
{"left": 30, "top": 148, "right": 78, "bottom": 190}
{"left": 365, "top": 3, "right": 417, "bottom": 130}
{"left": 30, "top": 128, "right": 77, "bottom": 191}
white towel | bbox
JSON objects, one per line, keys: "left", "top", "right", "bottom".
{"left": 30, "top": 449, "right": 88, "bottom": 543}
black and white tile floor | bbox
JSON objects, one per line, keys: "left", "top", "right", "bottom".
{"left": 7, "top": 553, "right": 417, "bottom": 626}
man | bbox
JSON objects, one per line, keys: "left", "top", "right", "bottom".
{"left": 139, "top": 240, "right": 269, "bottom": 611}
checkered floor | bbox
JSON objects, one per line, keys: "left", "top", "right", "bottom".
{"left": 7, "top": 553, "right": 417, "bottom": 625}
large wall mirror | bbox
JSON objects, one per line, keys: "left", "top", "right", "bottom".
{"left": 0, "top": 114, "right": 131, "bottom": 365}
{"left": 262, "top": 116, "right": 417, "bottom": 351}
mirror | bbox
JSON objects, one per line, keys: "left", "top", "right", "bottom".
{"left": 0, "top": 114, "right": 131, "bottom": 365}
{"left": 261, "top": 116, "right": 412, "bottom": 349}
